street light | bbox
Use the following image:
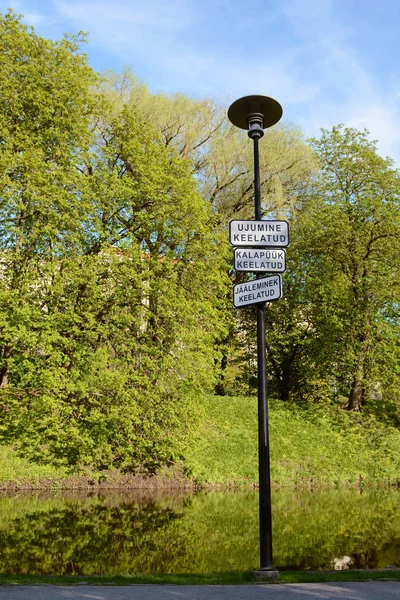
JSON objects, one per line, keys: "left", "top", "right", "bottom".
{"left": 228, "top": 95, "right": 282, "bottom": 580}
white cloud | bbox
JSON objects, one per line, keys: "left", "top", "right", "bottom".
{"left": 1, "top": 1, "right": 58, "bottom": 28}
{"left": 55, "top": 0, "right": 197, "bottom": 42}
{"left": 22, "top": 10, "right": 45, "bottom": 25}
{"left": 52, "top": 0, "right": 320, "bottom": 107}
{"left": 2, "top": 0, "right": 399, "bottom": 162}
{"left": 53, "top": 0, "right": 205, "bottom": 79}
{"left": 278, "top": 0, "right": 400, "bottom": 162}
{"left": 346, "top": 103, "right": 400, "bottom": 161}
{"left": 52, "top": 0, "right": 400, "bottom": 161}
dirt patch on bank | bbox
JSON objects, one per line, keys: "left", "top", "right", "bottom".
{"left": 0, "top": 465, "right": 197, "bottom": 492}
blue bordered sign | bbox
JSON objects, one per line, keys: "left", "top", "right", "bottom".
{"left": 229, "top": 220, "right": 289, "bottom": 247}
{"left": 233, "top": 274, "right": 282, "bottom": 308}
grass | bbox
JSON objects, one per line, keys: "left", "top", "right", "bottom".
{"left": 278, "top": 569, "right": 400, "bottom": 583}
{"left": 184, "top": 395, "right": 400, "bottom": 487}
{"left": 1, "top": 394, "right": 400, "bottom": 488}
{"left": 0, "top": 445, "right": 66, "bottom": 486}
{"left": 0, "top": 570, "right": 400, "bottom": 586}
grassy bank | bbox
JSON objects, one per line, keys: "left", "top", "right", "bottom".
{"left": 1, "top": 395, "right": 400, "bottom": 488}
{"left": 0, "top": 570, "right": 400, "bottom": 585}
{"left": 184, "top": 395, "right": 400, "bottom": 487}
{"left": 0, "top": 446, "right": 67, "bottom": 487}
{"left": 0, "top": 446, "right": 193, "bottom": 490}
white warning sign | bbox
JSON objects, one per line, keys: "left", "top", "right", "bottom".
{"left": 229, "top": 220, "right": 289, "bottom": 247}
{"left": 233, "top": 275, "right": 282, "bottom": 308}
{"left": 234, "top": 248, "right": 286, "bottom": 272}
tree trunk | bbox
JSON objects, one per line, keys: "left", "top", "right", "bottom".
{"left": 214, "top": 352, "right": 227, "bottom": 396}
{"left": 346, "top": 324, "right": 369, "bottom": 411}
{"left": 0, "top": 364, "right": 9, "bottom": 388}
{"left": 347, "top": 375, "right": 364, "bottom": 411}
{"left": 0, "top": 347, "right": 11, "bottom": 388}
{"left": 267, "top": 350, "right": 292, "bottom": 402}
{"left": 277, "top": 367, "right": 290, "bottom": 402}
{"left": 347, "top": 348, "right": 366, "bottom": 411}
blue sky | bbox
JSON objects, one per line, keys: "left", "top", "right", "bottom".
{"left": 2, "top": 0, "right": 400, "bottom": 163}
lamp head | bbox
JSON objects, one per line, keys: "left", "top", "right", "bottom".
{"left": 228, "top": 95, "right": 282, "bottom": 139}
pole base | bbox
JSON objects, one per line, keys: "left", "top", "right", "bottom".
{"left": 253, "top": 568, "right": 280, "bottom": 581}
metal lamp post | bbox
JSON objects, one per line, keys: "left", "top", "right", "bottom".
{"left": 228, "top": 95, "right": 282, "bottom": 579}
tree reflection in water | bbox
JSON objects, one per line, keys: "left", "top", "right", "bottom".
{"left": 0, "top": 488, "right": 399, "bottom": 574}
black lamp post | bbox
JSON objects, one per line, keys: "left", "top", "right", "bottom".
{"left": 228, "top": 95, "right": 282, "bottom": 579}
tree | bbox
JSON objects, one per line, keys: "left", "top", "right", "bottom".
{"left": 0, "top": 9, "right": 95, "bottom": 390}
{"left": 94, "top": 72, "right": 319, "bottom": 397}
{"left": 0, "top": 11, "right": 231, "bottom": 471}
{"left": 229, "top": 126, "right": 400, "bottom": 412}
{"left": 306, "top": 125, "right": 400, "bottom": 411}
{"left": 77, "top": 97, "right": 231, "bottom": 469}
{"left": 97, "top": 70, "right": 317, "bottom": 222}
{"left": 227, "top": 218, "right": 339, "bottom": 403}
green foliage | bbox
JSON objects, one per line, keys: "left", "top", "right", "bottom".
{"left": 96, "top": 72, "right": 320, "bottom": 403}
{"left": 0, "top": 445, "right": 66, "bottom": 483}
{"left": 300, "top": 126, "right": 400, "bottom": 411}
{"left": 0, "top": 11, "right": 230, "bottom": 473}
{"left": 229, "top": 126, "right": 400, "bottom": 411}
{"left": 185, "top": 395, "right": 400, "bottom": 486}
{"left": 0, "top": 12, "right": 399, "bottom": 480}
{"left": 97, "top": 70, "right": 318, "bottom": 221}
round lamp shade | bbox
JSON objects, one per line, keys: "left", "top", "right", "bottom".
{"left": 228, "top": 95, "right": 283, "bottom": 130}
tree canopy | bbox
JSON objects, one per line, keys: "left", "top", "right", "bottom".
{"left": 0, "top": 11, "right": 399, "bottom": 476}
{"left": 0, "top": 11, "right": 229, "bottom": 471}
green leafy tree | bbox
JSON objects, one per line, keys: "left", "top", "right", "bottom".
{"left": 0, "top": 12, "right": 230, "bottom": 471}
{"left": 94, "top": 72, "right": 319, "bottom": 397}
{"left": 229, "top": 220, "right": 338, "bottom": 403}
{"left": 228, "top": 127, "right": 400, "bottom": 412}
{"left": 305, "top": 125, "right": 400, "bottom": 411}
{"left": 96, "top": 70, "right": 317, "bottom": 221}
{"left": 0, "top": 10, "right": 95, "bottom": 391}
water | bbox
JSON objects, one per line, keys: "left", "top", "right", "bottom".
{"left": 0, "top": 487, "right": 399, "bottom": 574}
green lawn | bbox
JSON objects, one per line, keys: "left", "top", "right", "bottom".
{"left": 0, "top": 445, "right": 67, "bottom": 487}
{"left": 184, "top": 395, "right": 400, "bottom": 487}
{"left": 0, "top": 570, "right": 399, "bottom": 586}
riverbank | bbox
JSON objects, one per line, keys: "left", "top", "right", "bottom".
{"left": 184, "top": 395, "right": 400, "bottom": 488}
{"left": 1, "top": 395, "right": 399, "bottom": 490}
{"left": 0, "top": 569, "right": 400, "bottom": 585}
{"left": 0, "top": 447, "right": 194, "bottom": 491}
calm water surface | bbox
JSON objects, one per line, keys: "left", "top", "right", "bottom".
{"left": 0, "top": 487, "right": 399, "bottom": 574}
